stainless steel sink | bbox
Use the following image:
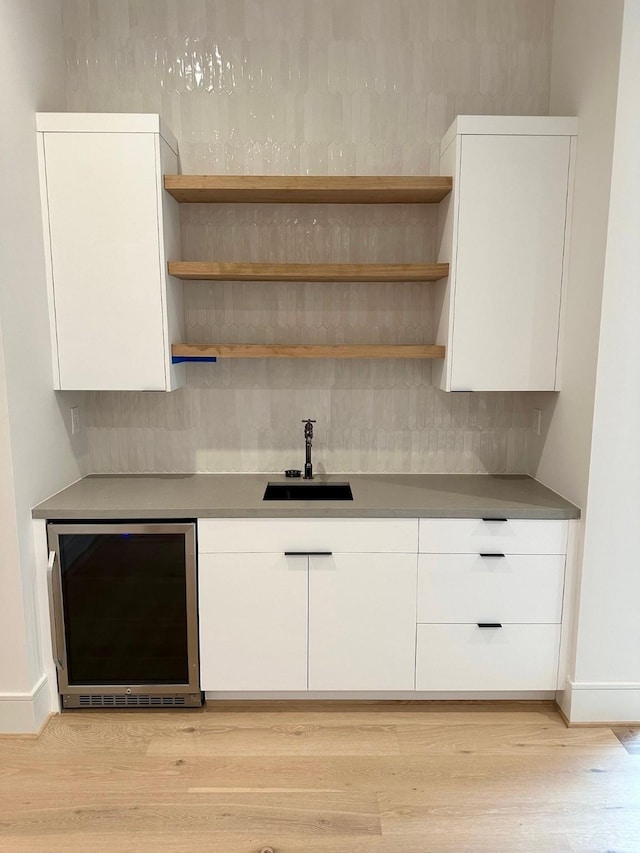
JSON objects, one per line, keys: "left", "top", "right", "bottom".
{"left": 263, "top": 482, "right": 353, "bottom": 501}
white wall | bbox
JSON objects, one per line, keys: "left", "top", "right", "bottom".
{"left": 568, "top": 0, "right": 640, "bottom": 721}
{"left": 0, "top": 0, "right": 85, "bottom": 731}
{"left": 529, "top": 0, "right": 624, "bottom": 508}
{"left": 532, "top": 0, "right": 640, "bottom": 722}
{"left": 0, "top": 324, "right": 30, "bottom": 692}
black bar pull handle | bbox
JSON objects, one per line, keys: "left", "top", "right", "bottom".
{"left": 479, "top": 553, "right": 505, "bottom": 558}
{"left": 482, "top": 518, "right": 508, "bottom": 522}
{"left": 285, "top": 551, "right": 333, "bottom": 556}
{"left": 477, "top": 623, "right": 503, "bottom": 628}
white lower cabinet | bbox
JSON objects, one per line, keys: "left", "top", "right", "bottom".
{"left": 308, "top": 554, "right": 417, "bottom": 691}
{"left": 416, "top": 517, "right": 566, "bottom": 693}
{"left": 199, "top": 553, "right": 308, "bottom": 691}
{"left": 416, "top": 624, "right": 562, "bottom": 691}
{"left": 197, "top": 518, "right": 419, "bottom": 692}
{"left": 197, "top": 516, "right": 568, "bottom": 695}
{"left": 199, "top": 550, "right": 417, "bottom": 692}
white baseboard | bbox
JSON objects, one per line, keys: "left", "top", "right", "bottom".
{"left": 0, "top": 675, "right": 51, "bottom": 734}
{"left": 562, "top": 680, "right": 640, "bottom": 724}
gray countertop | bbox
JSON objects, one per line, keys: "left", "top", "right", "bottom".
{"left": 32, "top": 473, "right": 580, "bottom": 520}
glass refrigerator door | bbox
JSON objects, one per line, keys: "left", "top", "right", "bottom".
{"left": 58, "top": 530, "right": 189, "bottom": 686}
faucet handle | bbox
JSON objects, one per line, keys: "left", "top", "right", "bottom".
{"left": 302, "top": 418, "right": 316, "bottom": 424}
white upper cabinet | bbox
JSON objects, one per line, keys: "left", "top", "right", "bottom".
{"left": 434, "top": 116, "right": 577, "bottom": 392}
{"left": 36, "top": 114, "right": 185, "bottom": 391}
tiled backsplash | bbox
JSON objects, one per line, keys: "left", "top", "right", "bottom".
{"left": 63, "top": 0, "right": 553, "bottom": 474}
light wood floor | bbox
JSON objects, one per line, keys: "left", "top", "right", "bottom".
{"left": 0, "top": 701, "right": 638, "bottom": 852}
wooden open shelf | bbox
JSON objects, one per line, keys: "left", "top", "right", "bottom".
{"left": 168, "top": 262, "right": 449, "bottom": 282}
{"left": 172, "top": 344, "right": 446, "bottom": 360}
{"left": 165, "top": 177, "right": 451, "bottom": 360}
{"left": 164, "top": 175, "right": 453, "bottom": 204}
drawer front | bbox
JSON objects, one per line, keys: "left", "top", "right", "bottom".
{"left": 416, "top": 624, "right": 561, "bottom": 691}
{"left": 198, "top": 518, "right": 418, "bottom": 554}
{"left": 417, "top": 554, "right": 565, "bottom": 623}
{"left": 419, "top": 518, "right": 567, "bottom": 554}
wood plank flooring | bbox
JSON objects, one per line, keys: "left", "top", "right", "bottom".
{"left": 0, "top": 701, "right": 638, "bottom": 852}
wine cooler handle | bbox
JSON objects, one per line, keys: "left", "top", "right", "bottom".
{"left": 47, "top": 551, "right": 65, "bottom": 672}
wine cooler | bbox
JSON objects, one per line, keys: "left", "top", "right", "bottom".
{"left": 47, "top": 522, "right": 201, "bottom": 709}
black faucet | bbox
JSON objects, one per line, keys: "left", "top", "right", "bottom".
{"left": 302, "top": 418, "right": 316, "bottom": 480}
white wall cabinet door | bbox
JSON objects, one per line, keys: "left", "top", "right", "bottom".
{"left": 37, "top": 114, "right": 184, "bottom": 391}
{"left": 451, "top": 135, "right": 570, "bottom": 390}
{"left": 436, "top": 116, "right": 576, "bottom": 392}
{"left": 308, "top": 553, "right": 417, "bottom": 691}
{"left": 199, "top": 553, "right": 308, "bottom": 691}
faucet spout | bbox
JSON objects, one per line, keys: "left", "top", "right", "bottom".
{"left": 302, "top": 419, "right": 316, "bottom": 480}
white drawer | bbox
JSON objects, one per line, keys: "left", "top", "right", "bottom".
{"left": 417, "top": 554, "right": 565, "bottom": 623}
{"left": 419, "top": 518, "right": 567, "bottom": 554}
{"left": 198, "top": 518, "right": 418, "bottom": 554}
{"left": 416, "top": 624, "right": 561, "bottom": 691}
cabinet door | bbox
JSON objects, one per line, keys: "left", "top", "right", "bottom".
{"left": 308, "top": 554, "right": 417, "bottom": 690}
{"left": 43, "top": 132, "right": 167, "bottom": 390}
{"left": 199, "top": 553, "right": 308, "bottom": 691}
{"left": 451, "top": 134, "right": 571, "bottom": 391}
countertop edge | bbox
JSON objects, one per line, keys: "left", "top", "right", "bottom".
{"left": 32, "top": 507, "right": 581, "bottom": 520}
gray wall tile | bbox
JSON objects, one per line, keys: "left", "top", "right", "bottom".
{"left": 63, "top": 0, "right": 553, "bottom": 473}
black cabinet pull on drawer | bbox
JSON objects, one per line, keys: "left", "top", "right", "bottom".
{"left": 285, "top": 551, "right": 333, "bottom": 556}
{"left": 481, "top": 518, "right": 508, "bottom": 522}
{"left": 479, "top": 553, "right": 505, "bottom": 558}
{"left": 477, "top": 623, "right": 503, "bottom": 628}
